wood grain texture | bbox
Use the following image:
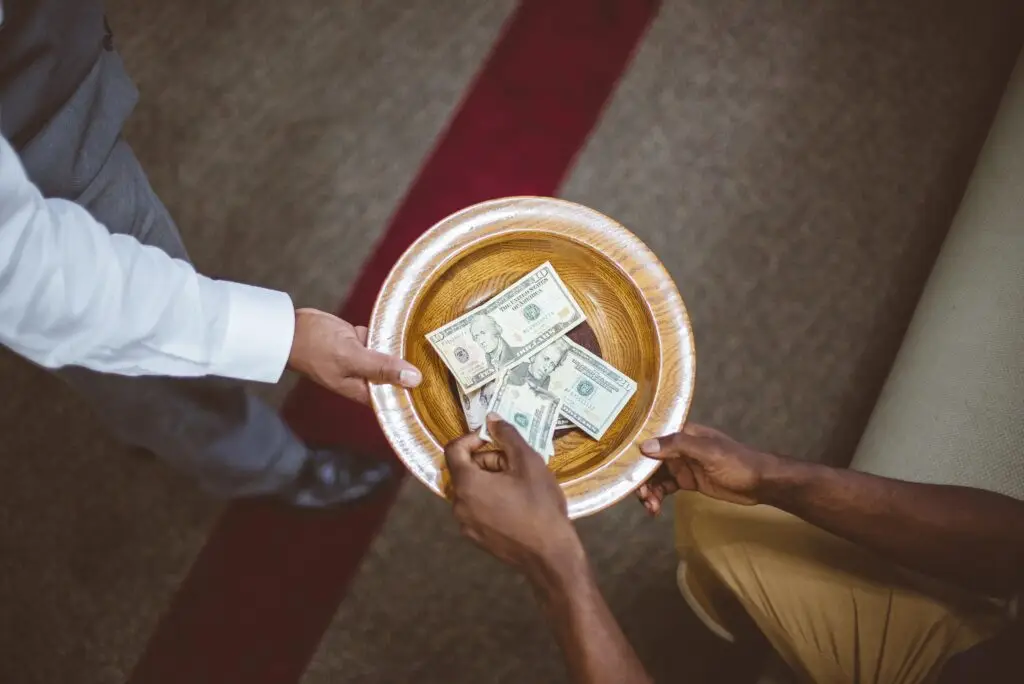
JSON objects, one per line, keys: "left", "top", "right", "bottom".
{"left": 369, "top": 197, "right": 695, "bottom": 518}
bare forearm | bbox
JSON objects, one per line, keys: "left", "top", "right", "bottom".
{"left": 529, "top": 545, "right": 652, "bottom": 684}
{"left": 760, "top": 459, "right": 1024, "bottom": 595}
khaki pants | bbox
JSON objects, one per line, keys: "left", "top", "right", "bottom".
{"left": 674, "top": 492, "right": 1009, "bottom": 684}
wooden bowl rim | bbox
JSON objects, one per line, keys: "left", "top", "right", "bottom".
{"left": 368, "top": 196, "right": 695, "bottom": 518}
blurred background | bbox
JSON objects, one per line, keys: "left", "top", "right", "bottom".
{"left": 0, "top": 0, "right": 1021, "bottom": 682}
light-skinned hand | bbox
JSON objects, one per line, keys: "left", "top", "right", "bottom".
{"left": 287, "top": 307, "right": 421, "bottom": 404}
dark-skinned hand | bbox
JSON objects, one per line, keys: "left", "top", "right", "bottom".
{"left": 636, "top": 423, "right": 781, "bottom": 515}
{"left": 444, "top": 413, "right": 581, "bottom": 573}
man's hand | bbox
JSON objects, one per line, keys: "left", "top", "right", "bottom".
{"left": 444, "top": 413, "right": 581, "bottom": 576}
{"left": 445, "top": 415, "right": 654, "bottom": 684}
{"left": 639, "top": 426, "right": 1024, "bottom": 597}
{"left": 287, "top": 308, "right": 422, "bottom": 404}
{"left": 636, "top": 423, "right": 781, "bottom": 515}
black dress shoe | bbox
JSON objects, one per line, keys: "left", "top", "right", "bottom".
{"left": 280, "top": 447, "right": 393, "bottom": 508}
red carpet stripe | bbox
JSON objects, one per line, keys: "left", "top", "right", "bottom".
{"left": 129, "top": 1, "right": 657, "bottom": 682}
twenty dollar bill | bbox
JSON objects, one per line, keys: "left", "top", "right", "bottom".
{"left": 426, "top": 262, "right": 586, "bottom": 392}
{"left": 546, "top": 339, "right": 637, "bottom": 440}
{"left": 479, "top": 370, "right": 560, "bottom": 462}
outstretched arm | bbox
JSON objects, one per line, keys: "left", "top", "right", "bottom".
{"left": 760, "top": 458, "right": 1024, "bottom": 595}
{"left": 0, "top": 133, "right": 420, "bottom": 402}
{"left": 446, "top": 418, "right": 652, "bottom": 684}
{"left": 0, "top": 133, "right": 293, "bottom": 381}
{"left": 639, "top": 424, "right": 1024, "bottom": 596}
{"left": 528, "top": 543, "right": 651, "bottom": 684}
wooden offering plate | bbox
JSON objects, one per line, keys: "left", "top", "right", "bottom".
{"left": 368, "top": 197, "right": 695, "bottom": 518}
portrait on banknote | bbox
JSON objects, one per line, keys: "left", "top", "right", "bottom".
{"left": 469, "top": 313, "right": 522, "bottom": 369}
{"left": 504, "top": 338, "right": 571, "bottom": 391}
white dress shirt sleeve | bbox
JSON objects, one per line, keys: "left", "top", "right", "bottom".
{"left": 0, "top": 133, "right": 295, "bottom": 382}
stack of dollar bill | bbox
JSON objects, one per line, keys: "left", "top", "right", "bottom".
{"left": 427, "top": 262, "right": 638, "bottom": 462}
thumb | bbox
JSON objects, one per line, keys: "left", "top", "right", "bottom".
{"left": 485, "top": 412, "right": 539, "bottom": 469}
{"left": 345, "top": 345, "right": 422, "bottom": 388}
{"left": 639, "top": 430, "right": 715, "bottom": 463}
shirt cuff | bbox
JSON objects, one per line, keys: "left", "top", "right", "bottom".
{"left": 210, "top": 281, "right": 295, "bottom": 383}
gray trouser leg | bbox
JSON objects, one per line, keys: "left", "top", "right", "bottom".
{"left": 57, "top": 139, "right": 310, "bottom": 497}
{"left": 13, "top": 45, "right": 310, "bottom": 497}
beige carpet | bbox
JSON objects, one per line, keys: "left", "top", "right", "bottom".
{"left": 0, "top": 0, "right": 1020, "bottom": 682}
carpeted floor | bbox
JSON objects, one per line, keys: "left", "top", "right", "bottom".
{"left": 0, "top": 1, "right": 1021, "bottom": 682}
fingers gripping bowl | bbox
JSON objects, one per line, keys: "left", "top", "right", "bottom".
{"left": 368, "top": 197, "right": 695, "bottom": 518}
